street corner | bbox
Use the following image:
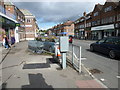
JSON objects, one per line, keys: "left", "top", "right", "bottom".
{"left": 76, "top": 79, "right": 108, "bottom": 89}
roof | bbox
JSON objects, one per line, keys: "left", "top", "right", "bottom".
{"left": 63, "top": 20, "right": 73, "bottom": 26}
{"left": 97, "top": 4, "right": 103, "bottom": 10}
{"left": 20, "top": 9, "right": 33, "bottom": 16}
{"left": 4, "top": 0, "right": 14, "bottom": 5}
{"left": 105, "top": 0, "right": 120, "bottom": 5}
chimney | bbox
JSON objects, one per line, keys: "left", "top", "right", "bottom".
{"left": 83, "top": 12, "right": 86, "bottom": 16}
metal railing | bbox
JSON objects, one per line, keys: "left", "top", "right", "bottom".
{"left": 67, "top": 44, "right": 86, "bottom": 73}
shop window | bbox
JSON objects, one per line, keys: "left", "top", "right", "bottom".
{"left": 112, "top": 16, "right": 115, "bottom": 22}
{"left": 117, "top": 14, "right": 120, "bottom": 21}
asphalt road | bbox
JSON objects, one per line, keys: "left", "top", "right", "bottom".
{"left": 70, "top": 39, "right": 119, "bottom": 88}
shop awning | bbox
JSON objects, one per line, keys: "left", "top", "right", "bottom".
{"left": 91, "top": 24, "right": 114, "bottom": 31}
{"left": 0, "top": 12, "right": 18, "bottom": 23}
{"left": 60, "top": 32, "right": 68, "bottom": 34}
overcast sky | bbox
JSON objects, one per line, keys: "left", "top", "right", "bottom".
{"left": 13, "top": 0, "right": 106, "bottom": 30}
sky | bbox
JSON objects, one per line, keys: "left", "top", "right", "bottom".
{"left": 12, "top": 0, "right": 106, "bottom": 30}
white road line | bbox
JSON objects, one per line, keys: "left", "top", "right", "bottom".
{"left": 116, "top": 76, "right": 120, "bottom": 78}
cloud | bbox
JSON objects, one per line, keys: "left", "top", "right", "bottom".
{"left": 13, "top": 1, "right": 105, "bottom": 29}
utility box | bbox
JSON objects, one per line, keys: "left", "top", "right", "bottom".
{"left": 59, "top": 36, "right": 69, "bottom": 52}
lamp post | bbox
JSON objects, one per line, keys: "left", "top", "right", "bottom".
{"left": 83, "top": 12, "right": 87, "bottom": 40}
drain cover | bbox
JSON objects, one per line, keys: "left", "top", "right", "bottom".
{"left": 89, "top": 69, "right": 103, "bottom": 74}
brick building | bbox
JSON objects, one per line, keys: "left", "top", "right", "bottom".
{"left": 62, "top": 20, "right": 74, "bottom": 36}
{"left": 114, "top": 1, "right": 120, "bottom": 36}
{"left": 49, "top": 20, "right": 74, "bottom": 37}
{"left": 15, "top": 7, "right": 25, "bottom": 41}
{"left": 20, "top": 9, "right": 36, "bottom": 40}
{"left": 91, "top": 1, "right": 119, "bottom": 39}
{"left": 0, "top": 0, "right": 5, "bottom": 41}
{"left": 0, "top": 0, "right": 18, "bottom": 42}
{"left": 90, "top": 3, "right": 103, "bottom": 40}
{"left": 74, "top": 0, "right": 120, "bottom": 40}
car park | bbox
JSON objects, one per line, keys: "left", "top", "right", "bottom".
{"left": 90, "top": 37, "right": 120, "bottom": 59}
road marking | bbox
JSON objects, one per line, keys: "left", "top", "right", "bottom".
{"left": 100, "top": 78, "right": 105, "bottom": 81}
{"left": 81, "top": 58, "right": 87, "bottom": 60}
{"left": 116, "top": 76, "right": 120, "bottom": 78}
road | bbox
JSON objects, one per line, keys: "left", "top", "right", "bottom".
{"left": 71, "top": 39, "right": 119, "bottom": 88}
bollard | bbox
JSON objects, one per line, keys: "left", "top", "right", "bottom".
{"left": 62, "top": 53, "right": 66, "bottom": 69}
{"left": 72, "top": 45, "right": 74, "bottom": 65}
{"left": 79, "top": 46, "right": 82, "bottom": 73}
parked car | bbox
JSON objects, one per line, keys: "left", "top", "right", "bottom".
{"left": 43, "top": 38, "right": 59, "bottom": 53}
{"left": 90, "top": 37, "right": 120, "bottom": 59}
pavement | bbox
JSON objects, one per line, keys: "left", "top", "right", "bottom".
{"left": 0, "top": 41, "right": 109, "bottom": 89}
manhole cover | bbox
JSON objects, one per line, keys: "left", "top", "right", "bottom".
{"left": 89, "top": 69, "right": 103, "bottom": 74}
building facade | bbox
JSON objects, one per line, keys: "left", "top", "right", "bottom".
{"left": 20, "top": 9, "right": 37, "bottom": 40}
{"left": 0, "top": 0, "right": 18, "bottom": 42}
{"left": 48, "top": 20, "right": 74, "bottom": 37}
{"left": 15, "top": 7, "right": 25, "bottom": 41}
{"left": 91, "top": 1, "right": 119, "bottom": 39}
{"left": 74, "top": 0, "right": 120, "bottom": 40}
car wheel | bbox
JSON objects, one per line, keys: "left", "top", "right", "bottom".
{"left": 109, "top": 50, "right": 116, "bottom": 59}
{"left": 90, "top": 45, "right": 94, "bottom": 52}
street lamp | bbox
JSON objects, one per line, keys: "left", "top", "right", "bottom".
{"left": 83, "top": 12, "right": 87, "bottom": 40}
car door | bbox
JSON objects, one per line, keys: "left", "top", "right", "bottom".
{"left": 99, "top": 38, "right": 113, "bottom": 54}
{"left": 95, "top": 38, "right": 106, "bottom": 52}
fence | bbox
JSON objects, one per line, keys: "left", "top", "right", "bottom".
{"left": 67, "top": 44, "right": 84, "bottom": 73}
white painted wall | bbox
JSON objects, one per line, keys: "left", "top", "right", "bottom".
{"left": 15, "top": 26, "right": 19, "bottom": 43}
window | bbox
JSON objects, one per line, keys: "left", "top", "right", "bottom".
{"left": 97, "top": 20, "right": 100, "bottom": 25}
{"left": 105, "top": 38, "right": 114, "bottom": 44}
{"left": 26, "top": 19, "right": 31, "bottom": 23}
{"left": 97, "top": 39, "right": 105, "bottom": 44}
{"left": 104, "top": 6, "right": 112, "bottom": 12}
{"left": 112, "top": 16, "right": 115, "bottom": 22}
{"left": 109, "top": 17, "right": 112, "bottom": 23}
{"left": 94, "top": 12, "right": 99, "bottom": 16}
{"left": 117, "top": 14, "right": 120, "bottom": 21}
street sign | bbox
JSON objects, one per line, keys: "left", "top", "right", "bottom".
{"left": 16, "top": 23, "right": 20, "bottom": 27}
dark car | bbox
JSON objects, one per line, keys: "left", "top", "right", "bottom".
{"left": 90, "top": 37, "right": 120, "bottom": 59}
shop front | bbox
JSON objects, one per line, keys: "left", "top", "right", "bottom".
{"left": 0, "top": 12, "right": 19, "bottom": 42}
{"left": 115, "top": 23, "right": 120, "bottom": 36}
{"left": 79, "top": 29, "right": 85, "bottom": 39}
{"left": 91, "top": 24, "right": 115, "bottom": 40}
